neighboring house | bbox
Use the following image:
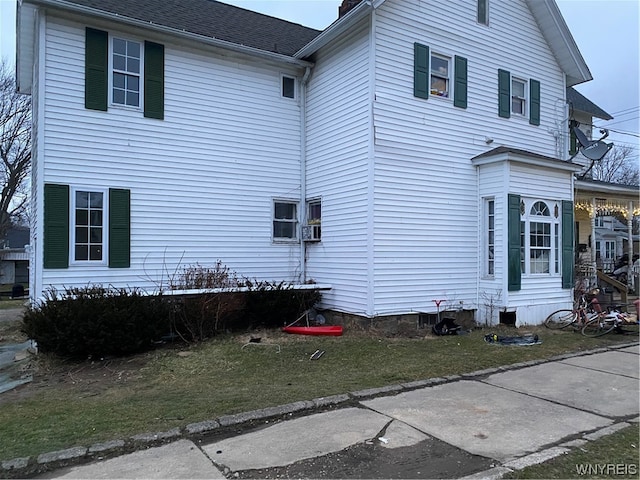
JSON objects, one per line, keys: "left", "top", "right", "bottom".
{"left": 0, "top": 227, "right": 30, "bottom": 286}
{"left": 567, "top": 88, "right": 639, "bottom": 287}
{"left": 18, "top": 0, "right": 603, "bottom": 325}
{"left": 567, "top": 86, "right": 613, "bottom": 176}
{"left": 592, "top": 215, "right": 638, "bottom": 273}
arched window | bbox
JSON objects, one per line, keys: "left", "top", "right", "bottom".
{"left": 522, "top": 200, "right": 559, "bottom": 275}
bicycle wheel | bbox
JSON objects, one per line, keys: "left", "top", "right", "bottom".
{"left": 581, "top": 318, "right": 616, "bottom": 337}
{"left": 544, "top": 309, "right": 577, "bottom": 329}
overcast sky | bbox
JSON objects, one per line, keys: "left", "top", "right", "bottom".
{"left": 1, "top": 0, "right": 638, "bottom": 153}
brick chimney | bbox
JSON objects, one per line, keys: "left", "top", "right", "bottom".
{"left": 338, "top": 0, "right": 363, "bottom": 18}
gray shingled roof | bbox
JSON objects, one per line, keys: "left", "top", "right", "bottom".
{"left": 61, "top": 0, "right": 322, "bottom": 56}
{"left": 471, "top": 146, "right": 563, "bottom": 163}
{"left": 567, "top": 87, "right": 613, "bottom": 121}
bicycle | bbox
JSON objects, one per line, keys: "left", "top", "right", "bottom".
{"left": 544, "top": 292, "right": 601, "bottom": 330}
{"left": 581, "top": 310, "right": 640, "bottom": 338}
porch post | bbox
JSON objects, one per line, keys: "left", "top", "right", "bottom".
{"left": 590, "top": 197, "right": 597, "bottom": 286}
{"left": 628, "top": 201, "right": 634, "bottom": 288}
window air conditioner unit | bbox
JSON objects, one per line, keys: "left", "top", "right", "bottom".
{"left": 302, "top": 224, "right": 321, "bottom": 242}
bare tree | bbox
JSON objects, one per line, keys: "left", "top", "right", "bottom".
{"left": 591, "top": 144, "right": 639, "bottom": 185}
{"left": 0, "top": 59, "right": 31, "bottom": 241}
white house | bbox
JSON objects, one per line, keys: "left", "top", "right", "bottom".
{"left": 17, "top": 0, "right": 598, "bottom": 325}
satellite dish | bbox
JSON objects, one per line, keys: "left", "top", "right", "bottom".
{"left": 573, "top": 126, "right": 613, "bottom": 161}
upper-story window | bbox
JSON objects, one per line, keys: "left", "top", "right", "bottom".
{"left": 477, "top": 0, "right": 489, "bottom": 25}
{"left": 498, "top": 69, "right": 540, "bottom": 125}
{"left": 112, "top": 38, "right": 142, "bottom": 107}
{"left": 511, "top": 77, "right": 527, "bottom": 116}
{"left": 282, "top": 76, "right": 296, "bottom": 99}
{"left": 430, "top": 53, "right": 450, "bottom": 98}
{"left": 414, "top": 43, "right": 467, "bottom": 108}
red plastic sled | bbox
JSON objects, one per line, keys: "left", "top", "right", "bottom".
{"left": 282, "top": 325, "right": 343, "bottom": 336}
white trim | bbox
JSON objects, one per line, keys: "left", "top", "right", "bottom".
{"left": 33, "top": 11, "right": 47, "bottom": 299}
{"left": 294, "top": 0, "right": 373, "bottom": 58}
{"left": 477, "top": 0, "right": 489, "bottom": 26}
{"left": 366, "top": 10, "right": 376, "bottom": 317}
{"left": 472, "top": 152, "right": 583, "bottom": 173}
{"left": 280, "top": 73, "right": 297, "bottom": 100}
{"left": 429, "top": 51, "right": 452, "bottom": 100}
{"left": 510, "top": 76, "right": 527, "bottom": 117}
{"left": 69, "top": 186, "right": 109, "bottom": 266}
{"left": 23, "top": 0, "right": 313, "bottom": 70}
{"left": 272, "top": 198, "right": 299, "bottom": 243}
{"left": 483, "top": 197, "right": 495, "bottom": 278}
{"left": 520, "top": 198, "right": 561, "bottom": 277}
{"left": 109, "top": 34, "right": 144, "bottom": 110}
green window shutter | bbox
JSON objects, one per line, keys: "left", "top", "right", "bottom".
{"left": 529, "top": 79, "right": 540, "bottom": 125}
{"left": 413, "top": 43, "right": 429, "bottom": 100}
{"left": 109, "top": 188, "right": 131, "bottom": 268}
{"left": 498, "top": 69, "right": 510, "bottom": 118}
{"left": 44, "top": 184, "right": 69, "bottom": 269}
{"left": 569, "top": 127, "right": 578, "bottom": 155}
{"left": 144, "top": 41, "right": 165, "bottom": 120}
{"left": 85, "top": 28, "right": 108, "bottom": 111}
{"left": 507, "top": 194, "right": 521, "bottom": 291}
{"left": 562, "top": 200, "right": 574, "bottom": 289}
{"left": 453, "top": 56, "right": 467, "bottom": 109}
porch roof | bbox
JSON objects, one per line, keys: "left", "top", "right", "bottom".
{"left": 575, "top": 179, "right": 639, "bottom": 202}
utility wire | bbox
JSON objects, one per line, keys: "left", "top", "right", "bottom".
{"left": 607, "top": 106, "right": 640, "bottom": 116}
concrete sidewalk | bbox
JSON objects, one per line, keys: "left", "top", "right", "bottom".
{"left": 7, "top": 342, "right": 638, "bottom": 479}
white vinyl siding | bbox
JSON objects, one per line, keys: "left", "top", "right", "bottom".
{"left": 36, "top": 15, "right": 304, "bottom": 291}
{"left": 32, "top": 1, "right": 576, "bottom": 325}
{"left": 305, "top": 19, "right": 371, "bottom": 315}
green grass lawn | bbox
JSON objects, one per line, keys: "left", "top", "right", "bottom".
{"left": 0, "top": 320, "right": 637, "bottom": 464}
{"left": 0, "top": 299, "right": 27, "bottom": 310}
{"left": 504, "top": 424, "right": 639, "bottom": 479}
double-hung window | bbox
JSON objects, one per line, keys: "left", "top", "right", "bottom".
{"left": 44, "top": 184, "right": 131, "bottom": 269}
{"left": 485, "top": 198, "right": 495, "bottom": 276}
{"left": 73, "top": 190, "right": 106, "bottom": 262}
{"left": 85, "top": 27, "right": 164, "bottom": 119}
{"left": 413, "top": 43, "right": 467, "bottom": 108}
{"left": 511, "top": 77, "right": 526, "bottom": 116}
{"left": 498, "top": 69, "right": 540, "bottom": 124}
{"left": 430, "top": 54, "right": 450, "bottom": 98}
{"left": 273, "top": 201, "right": 298, "bottom": 241}
{"left": 112, "top": 38, "right": 141, "bottom": 107}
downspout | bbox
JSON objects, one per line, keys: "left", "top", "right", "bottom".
{"left": 300, "top": 66, "right": 312, "bottom": 282}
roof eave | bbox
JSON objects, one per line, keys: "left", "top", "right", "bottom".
{"left": 575, "top": 179, "right": 640, "bottom": 199}
{"left": 17, "top": 1, "right": 38, "bottom": 94}
{"left": 472, "top": 150, "right": 583, "bottom": 173}
{"left": 525, "top": 0, "right": 592, "bottom": 87}
{"left": 294, "top": 0, "right": 374, "bottom": 58}
{"left": 19, "top": 0, "right": 313, "bottom": 70}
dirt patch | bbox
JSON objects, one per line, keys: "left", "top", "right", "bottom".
{"left": 235, "top": 436, "right": 495, "bottom": 479}
{"left": 0, "top": 307, "right": 191, "bottom": 405}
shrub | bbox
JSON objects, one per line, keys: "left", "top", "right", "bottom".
{"left": 242, "top": 280, "right": 322, "bottom": 330}
{"left": 22, "top": 286, "right": 171, "bottom": 358}
{"left": 168, "top": 263, "right": 322, "bottom": 341}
